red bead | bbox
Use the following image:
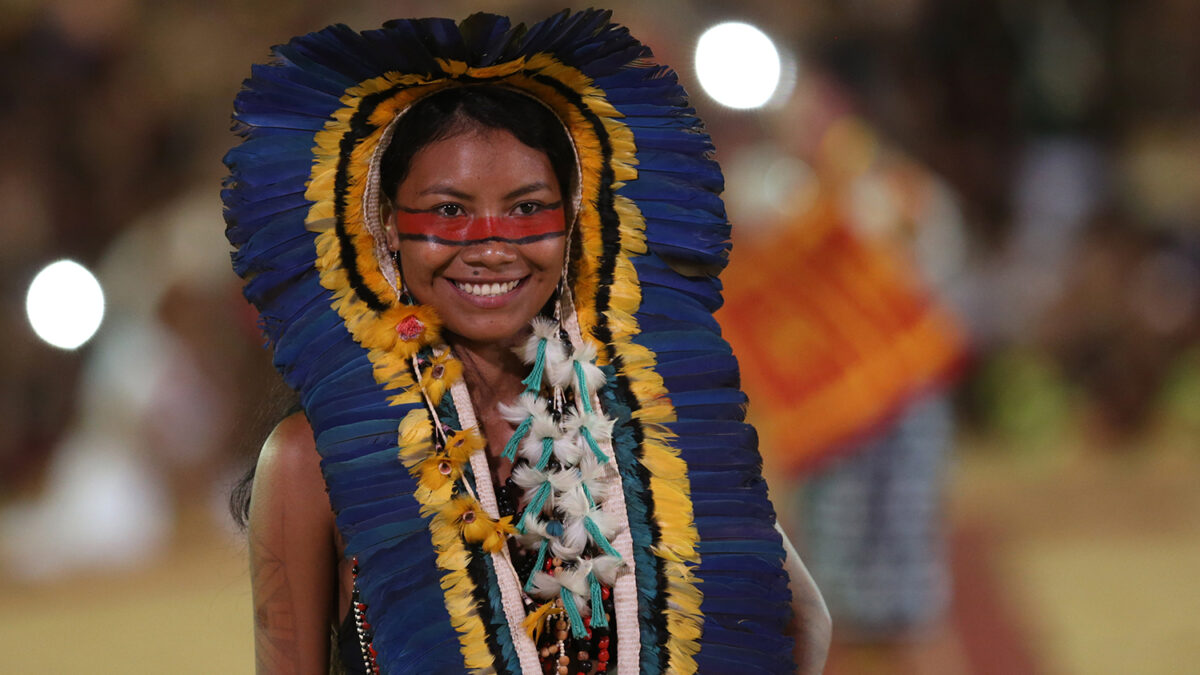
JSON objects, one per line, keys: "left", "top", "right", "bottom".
{"left": 601, "top": 586, "right": 611, "bottom": 600}
{"left": 597, "top": 637, "right": 609, "bottom": 649}
{"left": 596, "top": 664, "right": 608, "bottom": 672}
{"left": 598, "top": 649, "right": 610, "bottom": 662}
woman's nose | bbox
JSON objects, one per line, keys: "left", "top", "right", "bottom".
{"left": 459, "top": 240, "right": 519, "bottom": 267}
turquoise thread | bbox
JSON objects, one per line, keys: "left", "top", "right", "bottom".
{"left": 574, "top": 361, "right": 594, "bottom": 413}
{"left": 534, "top": 437, "right": 554, "bottom": 471}
{"left": 584, "top": 516, "right": 622, "bottom": 559}
{"left": 587, "top": 572, "right": 608, "bottom": 628}
{"left": 524, "top": 539, "right": 551, "bottom": 593}
{"left": 517, "top": 481, "right": 554, "bottom": 533}
{"left": 520, "top": 339, "right": 548, "bottom": 393}
{"left": 581, "top": 426, "right": 609, "bottom": 464}
{"left": 502, "top": 415, "right": 533, "bottom": 461}
{"left": 560, "top": 587, "right": 589, "bottom": 639}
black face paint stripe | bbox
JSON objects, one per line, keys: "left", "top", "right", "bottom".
{"left": 395, "top": 231, "right": 566, "bottom": 246}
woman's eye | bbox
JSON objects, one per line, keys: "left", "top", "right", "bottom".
{"left": 514, "top": 202, "right": 541, "bottom": 216}
{"left": 434, "top": 203, "right": 465, "bottom": 217}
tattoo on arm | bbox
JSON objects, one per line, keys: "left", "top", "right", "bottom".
{"left": 252, "top": 535, "right": 298, "bottom": 673}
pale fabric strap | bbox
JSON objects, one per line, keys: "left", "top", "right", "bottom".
{"left": 560, "top": 299, "right": 641, "bottom": 675}
{"left": 363, "top": 113, "right": 405, "bottom": 298}
{"left": 449, "top": 375, "right": 542, "bottom": 674}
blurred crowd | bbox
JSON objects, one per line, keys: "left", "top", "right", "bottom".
{"left": 0, "top": 0, "right": 1197, "bottom": 657}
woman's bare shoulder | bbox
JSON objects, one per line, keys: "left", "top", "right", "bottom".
{"left": 252, "top": 412, "right": 327, "bottom": 521}
{"left": 257, "top": 412, "right": 319, "bottom": 482}
{"left": 263, "top": 411, "right": 316, "bottom": 458}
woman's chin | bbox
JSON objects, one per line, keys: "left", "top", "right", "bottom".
{"left": 442, "top": 316, "right": 536, "bottom": 348}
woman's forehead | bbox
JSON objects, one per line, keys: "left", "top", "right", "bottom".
{"left": 399, "top": 128, "right": 561, "bottom": 197}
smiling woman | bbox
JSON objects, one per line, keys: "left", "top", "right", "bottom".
{"left": 224, "top": 11, "right": 827, "bottom": 675}
{"left": 381, "top": 94, "right": 570, "bottom": 348}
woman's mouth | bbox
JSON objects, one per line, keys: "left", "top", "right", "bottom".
{"left": 451, "top": 278, "right": 523, "bottom": 298}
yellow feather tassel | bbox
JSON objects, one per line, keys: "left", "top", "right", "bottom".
{"left": 522, "top": 601, "right": 561, "bottom": 642}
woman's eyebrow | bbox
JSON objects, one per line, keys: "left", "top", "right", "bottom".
{"left": 503, "top": 181, "right": 554, "bottom": 201}
{"left": 418, "top": 184, "right": 473, "bottom": 200}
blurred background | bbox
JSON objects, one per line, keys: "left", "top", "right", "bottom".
{"left": 1, "top": 0, "right": 1198, "bottom": 672}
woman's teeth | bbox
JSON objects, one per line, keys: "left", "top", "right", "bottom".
{"left": 455, "top": 279, "right": 520, "bottom": 297}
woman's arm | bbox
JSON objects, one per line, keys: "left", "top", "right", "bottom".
{"left": 248, "top": 412, "right": 338, "bottom": 674}
{"left": 777, "top": 522, "right": 832, "bottom": 675}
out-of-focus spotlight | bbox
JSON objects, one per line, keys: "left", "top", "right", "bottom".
{"left": 695, "top": 22, "right": 781, "bottom": 109}
{"left": 26, "top": 259, "right": 105, "bottom": 350}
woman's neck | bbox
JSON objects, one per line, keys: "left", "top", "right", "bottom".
{"left": 449, "top": 332, "right": 528, "bottom": 408}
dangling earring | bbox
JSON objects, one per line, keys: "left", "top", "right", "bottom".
{"left": 392, "top": 255, "right": 418, "bottom": 307}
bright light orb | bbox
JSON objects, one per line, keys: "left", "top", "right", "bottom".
{"left": 26, "top": 259, "right": 106, "bottom": 350}
{"left": 695, "top": 22, "right": 782, "bottom": 109}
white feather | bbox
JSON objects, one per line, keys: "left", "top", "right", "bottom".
{"left": 552, "top": 517, "right": 587, "bottom": 559}
{"left": 558, "top": 485, "right": 591, "bottom": 518}
{"left": 547, "top": 468, "right": 579, "bottom": 493}
{"left": 554, "top": 566, "right": 590, "bottom": 596}
{"left": 510, "top": 464, "right": 547, "bottom": 491}
{"left": 527, "top": 571, "right": 561, "bottom": 600}
{"left": 529, "top": 316, "right": 560, "bottom": 342}
{"left": 517, "top": 434, "right": 546, "bottom": 464}
{"left": 572, "top": 340, "right": 599, "bottom": 367}
{"left": 516, "top": 525, "right": 546, "bottom": 549}
{"left": 577, "top": 457, "right": 609, "bottom": 502}
{"left": 579, "top": 410, "right": 616, "bottom": 441}
{"left": 588, "top": 508, "right": 620, "bottom": 539}
{"left": 527, "top": 408, "right": 560, "bottom": 441}
{"left": 552, "top": 435, "right": 583, "bottom": 466}
{"left": 516, "top": 318, "right": 568, "bottom": 386}
{"left": 497, "top": 391, "right": 544, "bottom": 425}
{"left": 544, "top": 330, "right": 579, "bottom": 387}
{"left": 576, "top": 363, "right": 606, "bottom": 396}
{"left": 590, "top": 555, "right": 624, "bottom": 586}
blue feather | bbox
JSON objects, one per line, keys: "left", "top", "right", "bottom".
{"left": 632, "top": 256, "right": 724, "bottom": 311}
{"left": 637, "top": 286, "right": 721, "bottom": 331}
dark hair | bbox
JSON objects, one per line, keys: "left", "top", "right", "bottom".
{"left": 228, "top": 369, "right": 301, "bottom": 528}
{"left": 379, "top": 85, "right": 576, "bottom": 205}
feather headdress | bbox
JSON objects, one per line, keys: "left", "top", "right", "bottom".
{"left": 224, "top": 10, "right": 794, "bottom": 673}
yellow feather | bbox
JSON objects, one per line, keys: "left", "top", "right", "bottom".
{"left": 522, "top": 601, "right": 559, "bottom": 642}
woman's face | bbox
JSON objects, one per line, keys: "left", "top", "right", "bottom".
{"left": 386, "top": 125, "right": 567, "bottom": 346}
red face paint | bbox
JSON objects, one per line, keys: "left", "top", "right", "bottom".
{"left": 394, "top": 207, "right": 565, "bottom": 246}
